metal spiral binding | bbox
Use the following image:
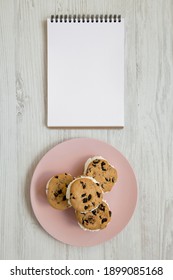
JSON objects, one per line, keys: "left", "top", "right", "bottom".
{"left": 50, "top": 14, "right": 121, "bottom": 23}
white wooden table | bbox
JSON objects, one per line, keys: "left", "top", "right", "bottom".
{"left": 0, "top": 0, "right": 173, "bottom": 260}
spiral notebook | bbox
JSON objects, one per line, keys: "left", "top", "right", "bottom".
{"left": 47, "top": 15, "right": 124, "bottom": 127}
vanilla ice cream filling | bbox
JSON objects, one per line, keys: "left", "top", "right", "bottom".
{"left": 45, "top": 176, "right": 54, "bottom": 196}
{"left": 77, "top": 221, "right": 100, "bottom": 232}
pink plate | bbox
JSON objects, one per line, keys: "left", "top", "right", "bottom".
{"left": 30, "top": 138, "right": 138, "bottom": 246}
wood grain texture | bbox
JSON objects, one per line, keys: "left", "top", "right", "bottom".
{"left": 0, "top": 0, "right": 173, "bottom": 259}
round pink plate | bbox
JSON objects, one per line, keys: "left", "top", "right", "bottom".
{"left": 30, "top": 138, "right": 138, "bottom": 246}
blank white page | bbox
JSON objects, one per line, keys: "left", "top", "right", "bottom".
{"left": 47, "top": 17, "right": 124, "bottom": 127}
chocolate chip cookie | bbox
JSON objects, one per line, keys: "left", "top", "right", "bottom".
{"left": 66, "top": 176, "right": 103, "bottom": 213}
{"left": 83, "top": 156, "right": 117, "bottom": 192}
{"left": 76, "top": 201, "right": 112, "bottom": 231}
{"left": 46, "top": 173, "right": 73, "bottom": 210}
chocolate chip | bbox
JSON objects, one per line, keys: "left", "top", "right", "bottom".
{"left": 54, "top": 176, "right": 59, "bottom": 179}
{"left": 83, "top": 198, "right": 88, "bottom": 203}
{"left": 112, "top": 177, "right": 115, "bottom": 183}
{"left": 80, "top": 181, "right": 86, "bottom": 189}
{"left": 92, "top": 164, "right": 97, "bottom": 167}
{"left": 81, "top": 193, "right": 86, "bottom": 197}
{"left": 65, "top": 173, "right": 68, "bottom": 175}
{"left": 92, "top": 202, "right": 95, "bottom": 206}
{"left": 54, "top": 192, "right": 58, "bottom": 197}
{"left": 102, "top": 167, "right": 107, "bottom": 171}
{"left": 65, "top": 184, "right": 68, "bottom": 188}
{"left": 102, "top": 218, "right": 107, "bottom": 223}
{"left": 96, "top": 192, "right": 101, "bottom": 198}
{"left": 96, "top": 183, "right": 100, "bottom": 186}
{"left": 93, "top": 159, "right": 100, "bottom": 164}
{"left": 84, "top": 205, "right": 89, "bottom": 210}
{"left": 72, "top": 196, "right": 75, "bottom": 199}
{"left": 88, "top": 194, "right": 92, "bottom": 200}
{"left": 58, "top": 189, "right": 62, "bottom": 194}
{"left": 63, "top": 195, "right": 66, "bottom": 201}
{"left": 109, "top": 211, "right": 112, "bottom": 217}
{"left": 99, "top": 204, "right": 105, "bottom": 211}
{"left": 88, "top": 216, "right": 95, "bottom": 224}
{"left": 101, "top": 162, "right": 107, "bottom": 171}
{"left": 105, "top": 177, "right": 110, "bottom": 182}
{"left": 92, "top": 210, "right": 97, "bottom": 215}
